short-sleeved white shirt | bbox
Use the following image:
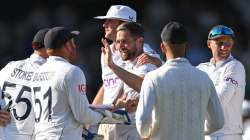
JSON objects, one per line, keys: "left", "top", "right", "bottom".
{"left": 31, "top": 56, "right": 103, "bottom": 140}
{"left": 0, "top": 53, "right": 46, "bottom": 140}
{"left": 101, "top": 43, "right": 160, "bottom": 105}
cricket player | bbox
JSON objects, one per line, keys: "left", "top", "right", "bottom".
{"left": 197, "top": 25, "right": 246, "bottom": 140}
{"left": 31, "top": 27, "right": 103, "bottom": 140}
{"left": 0, "top": 28, "right": 49, "bottom": 140}
{"left": 101, "top": 22, "right": 158, "bottom": 140}
{"left": 93, "top": 5, "right": 161, "bottom": 106}
{"left": 92, "top": 5, "right": 161, "bottom": 139}
{"left": 135, "top": 21, "right": 224, "bottom": 140}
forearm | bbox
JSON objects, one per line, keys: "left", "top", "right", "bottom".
{"left": 92, "top": 85, "right": 104, "bottom": 105}
{"left": 110, "top": 63, "right": 143, "bottom": 92}
{"left": 0, "top": 110, "right": 11, "bottom": 127}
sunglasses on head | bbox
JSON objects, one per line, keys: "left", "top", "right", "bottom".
{"left": 208, "top": 25, "right": 234, "bottom": 40}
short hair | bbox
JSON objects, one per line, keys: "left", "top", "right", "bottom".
{"left": 161, "top": 21, "right": 188, "bottom": 44}
{"left": 117, "top": 22, "right": 144, "bottom": 39}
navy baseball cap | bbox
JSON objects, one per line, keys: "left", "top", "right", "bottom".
{"left": 44, "top": 27, "right": 80, "bottom": 49}
{"left": 208, "top": 25, "right": 234, "bottom": 40}
{"left": 32, "top": 28, "right": 50, "bottom": 50}
{"left": 161, "top": 21, "right": 188, "bottom": 44}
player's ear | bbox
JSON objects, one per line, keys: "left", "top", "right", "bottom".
{"left": 160, "top": 42, "right": 166, "bottom": 54}
{"left": 136, "top": 37, "right": 144, "bottom": 50}
{"left": 64, "top": 41, "right": 73, "bottom": 52}
{"left": 137, "top": 37, "right": 144, "bottom": 45}
{"left": 207, "top": 40, "right": 211, "bottom": 49}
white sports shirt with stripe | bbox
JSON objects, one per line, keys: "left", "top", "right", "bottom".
{"left": 101, "top": 43, "right": 160, "bottom": 105}
{"left": 0, "top": 53, "right": 46, "bottom": 140}
{"left": 135, "top": 58, "right": 225, "bottom": 140}
{"left": 197, "top": 55, "right": 246, "bottom": 136}
{"left": 31, "top": 56, "right": 103, "bottom": 140}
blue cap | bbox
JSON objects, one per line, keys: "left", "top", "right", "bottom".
{"left": 208, "top": 25, "right": 234, "bottom": 40}
{"left": 44, "top": 27, "right": 80, "bottom": 49}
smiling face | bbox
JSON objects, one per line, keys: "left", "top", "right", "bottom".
{"left": 115, "top": 30, "right": 139, "bottom": 61}
{"left": 102, "top": 19, "right": 124, "bottom": 41}
{"left": 207, "top": 36, "right": 234, "bottom": 61}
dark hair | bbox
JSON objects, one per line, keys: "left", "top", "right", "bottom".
{"left": 44, "top": 27, "right": 80, "bottom": 49}
{"left": 32, "top": 28, "right": 50, "bottom": 50}
{"left": 161, "top": 21, "right": 188, "bottom": 44}
{"left": 117, "top": 22, "right": 144, "bottom": 39}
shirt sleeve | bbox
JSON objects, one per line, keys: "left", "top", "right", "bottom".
{"left": 215, "top": 61, "right": 245, "bottom": 107}
{"left": 65, "top": 67, "right": 103, "bottom": 125}
{"left": 134, "top": 63, "right": 157, "bottom": 76}
{"left": 205, "top": 81, "right": 224, "bottom": 135}
{"left": 136, "top": 74, "right": 155, "bottom": 138}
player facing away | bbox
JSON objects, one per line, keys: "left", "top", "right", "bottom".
{"left": 31, "top": 27, "right": 104, "bottom": 140}
{"left": 0, "top": 28, "right": 49, "bottom": 140}
{"left": 135, "top": 21, "right": 225, "bottom": 140}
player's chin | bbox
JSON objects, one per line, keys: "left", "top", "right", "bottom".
{"left": 220, "top": 51, "right": 230, "bottom": 56}
{"left": 121, "top": 53, "right": 129, "bottom": 61}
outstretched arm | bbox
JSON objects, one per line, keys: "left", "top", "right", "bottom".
{"left": 101, "top": 38, "right": 144, "bottom": 92}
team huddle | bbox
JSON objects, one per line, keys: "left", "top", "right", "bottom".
{"left": 0, "top": 4, "right": 246, "bottom": 140}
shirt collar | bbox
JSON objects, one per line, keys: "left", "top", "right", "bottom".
{"left": 165, "top": 57, "right": 190, "bottom": 65}
{"left": 47, "top": 56, "right": 69, "bottom": 63}
{"left": 30, "top": 53, "right": 46, "bottom": 64}
{"left": 209, "top": 54, "right": 234, "bottom": 68}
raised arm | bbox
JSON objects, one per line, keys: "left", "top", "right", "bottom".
{"left": 101, "top": 38, "right": 144, "bottom": 92}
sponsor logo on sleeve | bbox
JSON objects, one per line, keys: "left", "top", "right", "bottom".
{"left": 78, "top": 84, "right": 86, "bottom": 94}
{"left": 224, "top": 77, "right": 238, "bottom": 87}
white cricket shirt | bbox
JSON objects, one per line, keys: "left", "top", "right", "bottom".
{"left": 101, "top": 43, "right": 160, "bottom": 105}
{"left": 31, "top": 56, "right": 103, "bottom": 140}
{"left": 197, "top": 55, "right": 246, "bottom": 136}
{"left": 136, "top": 58, "right": 224, "bottom": 140}
{"left": 0, "top": 53, "right": 46, "bottom": 140}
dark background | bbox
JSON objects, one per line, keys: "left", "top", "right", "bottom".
{"left": 0, "top": 0, "right": 249, "bottom": 101}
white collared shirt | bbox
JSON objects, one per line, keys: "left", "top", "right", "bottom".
{"left": 31, "top": 56, "right": 103, "bottom": 140}
{"left": 0, "top": 53, "right": 46, "bottom": 140}
{"left": 197, "top": 55, "right": 246, "bottom": 135}
{"left": 136, "top": 58, "right": 224, "bottom": 140}
{"left": 101, "top": 43, "right": 161, "bottom": 105}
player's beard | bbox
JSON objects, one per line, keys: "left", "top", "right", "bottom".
{"left": 120, "top": 49, "right": 137, "bottom": 61}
